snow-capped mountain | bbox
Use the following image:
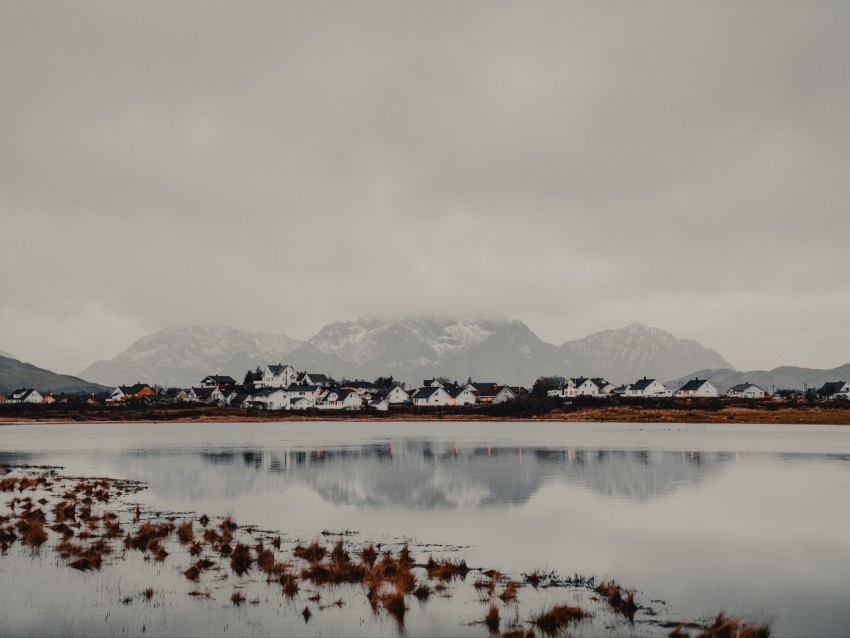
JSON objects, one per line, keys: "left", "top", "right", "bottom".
{"left": 79, "top": 326, "right": 304, "bottom": 388}
{"left": 79, "top": 318, "right": 732, "bottom": 388}
{"left": 559, "top": 323, "right": 732, "bottom": 384}
{"left": 299, "top": 317, "right": 571, "bottom": 384}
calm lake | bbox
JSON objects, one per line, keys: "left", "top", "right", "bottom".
{"left": 1, "top": 421, "right": 849, "bottom": 637}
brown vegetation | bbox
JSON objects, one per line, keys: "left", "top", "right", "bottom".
{"left": 698, "top": 613, "right": 771, "bottom": 638}
{"left": 531, "top": 604, "right": 589, "bottom": 635}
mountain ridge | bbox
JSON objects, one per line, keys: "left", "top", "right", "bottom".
{"left": 0, "top": 355, "right": 107, "bottom": 395}
{"left": 79, "top": 318, "right": 732, "bottom": 387}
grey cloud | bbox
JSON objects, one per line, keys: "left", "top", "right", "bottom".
{"left": 1, "top": 1, "right": 848, "bottom": 373}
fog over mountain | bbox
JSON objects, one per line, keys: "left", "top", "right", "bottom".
{"left": 79, "top": 318, "right": 732, "bottom": 387}
{"left": 79, "top": 326, "right": 304, "bottom": 389}
{"left": 672, "top": 363, "right": 850, "bottom": 394}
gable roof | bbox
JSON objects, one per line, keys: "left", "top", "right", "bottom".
{"left": 266, "top": 364, "right": 293, "bottom": 376}
{"left": 191, "top": 387, "right": 221, "bottom": 400}
{"left": 630, "top": 378, "right": 657, "bottom": 391}
{"left": 729, "top": 383, "right": 763, "bottom": 393}
{"left": 203, "top": 375, "right": 236, "bottom": 384}
{"left": 303, "top": 373, "right": 330, "bottom": 383}
{"left": 471, "top": 382, "right": 499, "bottom": 396}
{"left": 11, "top": 388, "right": 37, "bottom": 400}
{"left": 819, "top": 381, "right": 849, "bottom": 394}
{"left": 414, "top": 387, "right": 447, "bottom": 399}
{"left": 679, "top": 378, "right": 711, "bottom": 392}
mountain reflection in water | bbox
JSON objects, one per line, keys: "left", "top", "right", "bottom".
{"left": 115, "top": 442, "right": 736, "bottom": 506}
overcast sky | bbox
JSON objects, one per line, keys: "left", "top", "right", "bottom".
{"left": 1, "top": 1, "right": 849, "bottom": 375}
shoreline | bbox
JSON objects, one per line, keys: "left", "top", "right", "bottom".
{"left": 2, "top": 403, "right": 849, "bottom": 425}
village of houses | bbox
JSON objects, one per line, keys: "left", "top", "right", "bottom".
{"left": 5, "top": 363, "right": 849, "bottom": 410}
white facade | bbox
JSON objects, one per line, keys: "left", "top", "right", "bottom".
{"left": 369, "top": 399, "right": 389, "bottom": 411}
{"left": 412, "top": 387, "right": 452, "bottom": 406}
{"left": 383, "top": 386, "right": 411, "bottom": 404}
{"left": 566, "top": 378, "right": 599, "bottom": 397}
{"left": 450, "top": 387, "right": 478, "bottom": 406}
{"left": 492, "top": 386, "right": 517, "bottom": 404}
{"left": 626, "top": 379, "right": 670, "bottom": 398}
{"left": 675, "top": 380, "right": 719, "bottom": 398}
{"left": 7, "top": 388, "right": 44, "bottom": 404}
{"left": 250, "top": 389, "right": 289, "bottom": 410}
{"left": 258, "top": 364, "right": 297, "bottom": 388}
{"left": 727, "top": 384, "right": 766, "bottom": 399}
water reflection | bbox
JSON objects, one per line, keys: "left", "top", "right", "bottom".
{"left": 118, "top": 442, "right": 742, "bottom": 506}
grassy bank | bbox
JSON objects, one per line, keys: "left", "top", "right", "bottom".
{"left": 1, "top": 398, "right": 849, "bottom": 425}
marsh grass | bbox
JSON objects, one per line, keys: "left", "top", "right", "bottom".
{"left": 698, "top": 613, "right": 771, "bottom": 638}
{"left": 484, "top": 604, "right": 501, "bottom": 633}
{"left": 531, "top": 604, "right": 589, "bottom": 635}
{"left": 230, "top": 542, "right": 254, "bottom": 575}
{"left": 380, "top": 590, "right": 406, "bottom": 627}
{"left": 293, "top": 541, "right": 326, "bottom": 563}
{"left": 426, "top": 556, "right": 470, "bottom": 581}
{"left": 230, "top": 589, "right": 246, "bottom": 606}
{"left": 176, "top": 520, "right": 194, "bottom": 544}
{"left": 595, "top": 580, "right": 638, "bottom": 619}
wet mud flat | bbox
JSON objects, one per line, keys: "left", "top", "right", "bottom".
{"left": 0, "top": 465, "right": 770, "bottom": 637}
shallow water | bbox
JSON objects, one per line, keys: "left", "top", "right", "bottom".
{"left": 1, "top": 421, "right": 849, "bottom": 636}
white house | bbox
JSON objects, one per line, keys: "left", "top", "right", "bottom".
{"left": 727, "top": 383, "right": 766, "bottom": 399}
{"left": 818, "top": 381, "right": 850, "bottom": 399}
{"left": 257, "top": 364, "right": 297, "bottom": 389}
{"left": 412, "top": 386, "right": 453, "bottom": 406}
{"left": 7, "top": 388, "right": 43, "bottom": 404}
{"left": 200, "top": 375, "right": 236, "bottom": 389}
{"left": 248, "top": 388, "right": 289, "bottom": 411}
{"left": 301, "top": 373, "right": 332, "bottom": 388}
{"left": 565, "top": 378, "right": 600, "bottom": 397}
{"left": 675, "top": 379, "right": 719, "bottom": 398}
{"left": 289, "top": 397, "right": 314, "bottom": 410}
{"left": 319, "top": 389, "right": 363, "bottom": 410}
{"left": 626, "top": 378, "right": 671, "bottom": 398}
{"left": 381, "top": 386, "right": 411, "bottom": 404}
{"left": 493, "top": 386, "right": 517, "bottom": 404}
{"left": 448, "top": 386, "right": 478, "bottom": 406}
{"left": 284, "top": 384, "right": 321, "bottom": 406}
{"left": 369, "top": 399, "right": 389, "bottom": 411}
{"left": 187, "top": 387, "right": 227, "bottom": 405}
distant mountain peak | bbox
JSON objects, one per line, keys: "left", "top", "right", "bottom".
{"left": 78, "top": 317, "right": 734, "bottom": 388}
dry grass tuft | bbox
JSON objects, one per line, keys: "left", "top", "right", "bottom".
{"left": 531, "top": 604, "right": 588, "bottom": 636}
{"left": 698, "top": 613, "right": 771, "bottom": 638}
{"left": 426, "top": 556, "right": 470, "bottom": 580}
{"left": 188, "top": 590, "right": 212, "bottom": 598}
{"left": 499, "top": 581, "right": 519, "bottom": 604}
{"left": 484, "top": 604, "right": 501, "bottom": 633}
{"left": 142, "top": 588, "right": 154, "bottom": 601}
{"left": 413, "top": 584, "right": 431, "bottom": 601}
{"left": 230, "top": 589, "right": 246, "bottom": 606}
{"left": 294, "top": 541, "right": 327, "bottom": 563}
{"left": 281, "top": 573, "right": 299, "bottom": 597}
{"left": 302, "top": 606, "right": 312, "bottom": 622}
{"left": 380, "top": 590, "right": 407, "bottom": 627}
{"left": 230, "top": 543, "right": 254, "bottom": 575}
{"left": 361, "top": 543, "right": 378, "bottom": 566}
{"left": 595, "top": 580, "right": 638, "bottom": 618}
{"left": 176, "top": 520, "right": 195, "bottom": 544}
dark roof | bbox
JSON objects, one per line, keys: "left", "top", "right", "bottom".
{"left": 447, "top": 387, "right": 470, "bottom": 398}
{"left": 286, "top": 384, "right": 319, "bottom": 393}
{"left": 729, "top": 383, "right": 762, "bottom": 393}
{"left": 267, "top": 364, "right": 292, "bottom": 375}
{"left": 11, "top": 388, "right": 36, "bottom": 399}
{"left": 304, "top": 373, "right": 330, "bottom": 382}
{"left": 415, "top": 387, "right": 444, "bottom": 399}
{"left": 819, "top": 381, "right": 848, "bottom": 394}
{"left": 630, "top": 378, "right": 656, "bottom": 391}
{"left": 203, "top": 375, "right": 236, "bottom": 384}
{"left": 342, "top": 381, "right": 380, "bottom": 390}
{"left": 679, "top": 379, "right": 710, "bottom": 392}
{"left": 119, "top": 383, "right": 154, "bottom": 395}
{"left": 471, "top": 382, "right": 499, "bottom": 396}
{"left": 191, "top": 387, "right": 220, "bottom": 400}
